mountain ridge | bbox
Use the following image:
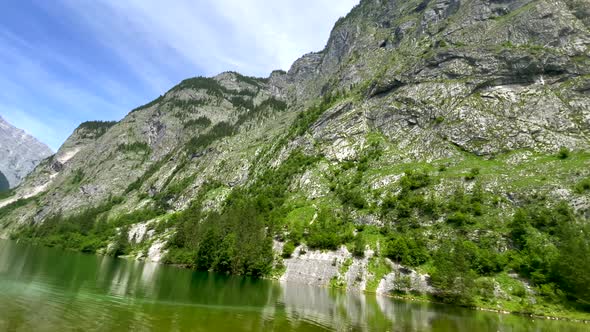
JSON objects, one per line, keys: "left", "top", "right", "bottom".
{"left": 0, "top": 116, "right": 53, "bottom": 189}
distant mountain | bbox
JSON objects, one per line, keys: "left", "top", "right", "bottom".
{"left": 0, "top": 171, "right": 8, "bottom": 192}
{"left": 0, "top": 116, "right": 53, "bottom": 188}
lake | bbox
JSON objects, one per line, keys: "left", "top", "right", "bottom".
{"left": 0, "top": 239, "right": 586, "bottom": 331}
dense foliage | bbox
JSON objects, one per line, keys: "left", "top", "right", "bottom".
{"left": 117, "top": 142, "right": 151, "bottom": 154}
{"left": 14, "top": 196, "right": 163, "bottom": 254}
{"left": 166, "top": 202, "right": 273, "bottom": 276}
{"left": 184, "top": 116, "right": 212, "bottom": 129}
{"left": 165, "top": 150, "right": 320, "bottom": 275}
{"left": 186, "top": 122, "right": 235, "bottom": 155}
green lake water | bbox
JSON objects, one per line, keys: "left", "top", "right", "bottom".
{"left": 0, "top": 239, "right": 586, "bottom": 331}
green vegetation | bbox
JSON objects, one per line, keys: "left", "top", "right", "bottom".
{"left": 171, "top": 77, "right": 256, "bottom": 98}
{"left": 184, "top": 116, "right": 212, "bottom": 129}
{"left": 431, "top": 240, "right": 477, "bottom": 306}
{"left": 117, "top": 142, "right": 151, "bottom": 155}
{"left": 0, "top": 188, "right": 15, "bottom": 200}
{"left": 557, "top": 147, "right": 570, "bottom": 159}
{"left": 307, "top": 209, "right": 354, "bottom": 250}
{"left": 125, "top": 155, "right": 171, "bottom": 194}
{"left": 183, "top": 97, "right": 287, "bottom": 155}
{"left": 464, "top": 167, "right": 480, "bottom": 181}
{"left": 186, "top": 122, "right": 235, "bottom": 155}
{"left": 383, "top": 231, "right": 429, "bottom": 267}
{"left": 6, "top": 77, "right": 589, "bottom": 320}
{"left": 77, "top": 121, "right": 117, "bottom": 138}
{"left": 352, "top": 234, "right": 366, "bottom": 257}
{"left": 575, "top": 177, "right": 590, "bottom": 193}
{"left": 165, "top": 150, "right": 321, "bottom": 276}
{"left": 13, "top": 196, "right": 163, "bottom": 254}
{"left": 230, "top": 72, "right": 269, "bottom": 86}
{"left": 165, "top": 182, "right": 274, "bottom": 276}
{"left": 0, "top": 197, "right": 37, "bottom": 221}
{"left": 289, "top": 90, "right": 344, "bottom": 137}
{"left": 234, "top": 97, "right": 288, "bottom": 128}
{"left": 71, "top": 169, "right": 85, "bottom": 184}
{"left": 168, "top": 98, "right": 209, "bottom": 112}
{"left": 282, "top": 241, "right": 296, "bottom": 258}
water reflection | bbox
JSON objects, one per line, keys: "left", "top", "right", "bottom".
{"left": 0, "top": 240, "right": 586, "bottom": 332}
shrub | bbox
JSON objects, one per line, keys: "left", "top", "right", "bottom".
{"left": 111, "top": 227, "right": 131, "bottom": 256}
{"left": 393, "top": 274, "right": 413, "bottom": 294}
{"left": 184, "top": 116, "right": 212, "bottom": 130}
{"left": 352, "top": 235, "right": 366, "bottom": 257}
{"left": 384, "top": 233, "right": 429, "bottom": 267}
{"left": 186, "top": 122, "right": 235, "bottom": 154}
{"left": 307, "top": 209, "right": 353, "bottom": 250}
{"left": 574, "top": 177, "right": 590, "bottom": 194}
{"left": 282, "top": 241, "right": 296, "bottom": 258}
{"left": 557, "top": 147, "right": 570, "bottom": 159}
{"left": 554, "top": 223, "right": 590, "bottom": 307}
{"left": 338, "top": 187, "right": 367, "bottom": 209}
{"left": 400, "top": 170, "right": 431, "bottom": 191}
{"left": 71, "top": 169, "right": 85, "bottom": 184}
{"left": 446, "top": 211, "right": 473, "bottom": 226}
{"left": 464, "top": 167, "right": 480, "bottom": 181}
{"left": 117, "top": 142, "right": 151, "bottom": 154}
{"left": 431, "top": 240, "right": 477, "bottom": 306}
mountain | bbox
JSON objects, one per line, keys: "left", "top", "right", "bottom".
{"left": 0, "top": 116, "right": 53, "bottom": 189}
{"left": 1, "top": 0, "right": 589, "bottom": 318}
{"left": 0, "top": 172, "right": 8, "bottom": 192}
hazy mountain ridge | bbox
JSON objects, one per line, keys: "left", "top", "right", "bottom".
{"left": 0, "top": 116, "right": 53, "bottom": 189}
{"left": 1, "top": 0, "right": 589, "bottom": 319}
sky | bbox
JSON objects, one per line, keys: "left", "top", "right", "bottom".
{"left": 0, "top": 0, "right": 359, "bottom": 151}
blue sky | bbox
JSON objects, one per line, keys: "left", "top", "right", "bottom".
{"left": 0, "top": 0, "right": 359, "bottom": 151}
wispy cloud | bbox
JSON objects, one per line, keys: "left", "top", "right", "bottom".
{"left": 0, "top": 0, "right": 359, "bottom": 150}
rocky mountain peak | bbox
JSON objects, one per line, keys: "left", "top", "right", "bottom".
{"left": 0, "top": 116, "right": 53, "bottom": 188}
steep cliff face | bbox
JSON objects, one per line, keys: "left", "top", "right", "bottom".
{"left": 1, "top": 0, "right": 589, "bottom": 318}
{"left": 0, "top": 116, "right": 53, "bottom": 189}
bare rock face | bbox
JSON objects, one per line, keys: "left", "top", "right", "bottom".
{"left": 0, "top": 116, "right": 53, "bottom": 188}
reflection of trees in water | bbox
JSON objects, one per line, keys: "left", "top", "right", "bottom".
{"left": 279, "top": 282, "right": 393, "bottom": 331}
{"left": 1, "top": 240, "right": 588, "bottom": 332}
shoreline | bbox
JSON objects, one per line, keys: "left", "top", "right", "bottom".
{"left": 373, "top": 292, "right": 590, "bottom": 324}
{"left": 10, "top": 238, "right": 590, "bottom": 324}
